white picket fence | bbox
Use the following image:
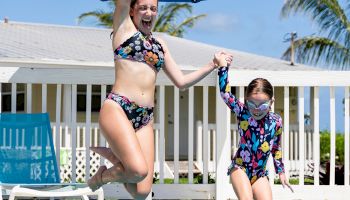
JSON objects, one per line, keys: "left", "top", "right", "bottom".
{"left": 52, "top": 122, "right": 314, "bottom": 182}
{"left": 1, "top": 66, "right": 350, "bottom": 199}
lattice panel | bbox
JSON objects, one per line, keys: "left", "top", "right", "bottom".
{"left": 59, "top": 149, "right": 102, "bottom": 183}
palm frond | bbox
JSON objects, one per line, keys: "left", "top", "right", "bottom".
{"left": 78, "top": 10, "right": 113, "bottom": 27}
{"left": 281, "top": 0, "right": 350, "bottom": 47}
{"left": 170, "top": 14, "right": 206, "bottom": 37}
{"left": 282, "top": 36, "right": 350, "bottom": 70}
{"left": 154, "top": 3, "right": 192, "bottom": 33}
{"left": 154, "top": 3, "right": 175, "bottom": 30}
{"left": 78, "top": 0, "right": 115, "bottom": 28}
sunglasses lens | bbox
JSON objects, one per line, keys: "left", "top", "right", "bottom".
{"left": 258, "top": 103, "right": 269, "bottom": 111}
{"left": 247, "top": 101, "right": 270, "bottom": 112}
{"left": 247, "top": 101, "right": 256, "bottom": 110}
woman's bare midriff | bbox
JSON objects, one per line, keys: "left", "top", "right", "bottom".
{"left": 111, "top": 59, "right": 158, "bottom": 107}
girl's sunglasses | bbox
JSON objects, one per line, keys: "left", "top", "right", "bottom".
{"left": 246, "top": 100, "right": 270, "bottom": 112}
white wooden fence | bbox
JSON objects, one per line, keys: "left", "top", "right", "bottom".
{"left": 52, "top": 122, "right": 314, "bottom": 182}
{"left": 1, "top": 66, "right": 350, "bottom": 199}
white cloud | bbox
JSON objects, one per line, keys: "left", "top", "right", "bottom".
{"left": 194, "top": 13, "right": 237, "bottom": 33}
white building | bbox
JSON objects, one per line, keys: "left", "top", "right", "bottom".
{"left": 1, "top": 21, "right": 349, "bottom": 199}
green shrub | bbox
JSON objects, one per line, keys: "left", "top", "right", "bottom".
{"left": 319, "top": 130, "right": 344, "bottom": 164}
{"left": 274, "top": 178, "right": 313, "bottom": 185}
{"left": 195, "top": 173, "right": 216, "bottom": 184}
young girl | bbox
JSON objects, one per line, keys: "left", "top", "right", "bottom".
{"left": 217, "top": 59, "right": 294, "bottom": 199}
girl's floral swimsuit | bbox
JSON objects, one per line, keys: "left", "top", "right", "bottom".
{"left": 218, "top": 67, "right": 285, "bottom": 185}
{"left": 107, "top": 31, "right": 164, "bottom": 131}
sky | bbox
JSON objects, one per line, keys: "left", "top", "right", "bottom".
{"left": 0, "top": 0, "right": 348, "bottom": 132}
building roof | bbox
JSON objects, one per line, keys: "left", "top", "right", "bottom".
{"left": 0, "top": 21, "right": 322, "bottom": 71}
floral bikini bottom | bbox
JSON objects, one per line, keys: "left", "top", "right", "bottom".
{"left": 228, "top": 161, "right": 269, "bottom": 185}
{"left": 106, "top": 92, "right": 154, "bottom": 131}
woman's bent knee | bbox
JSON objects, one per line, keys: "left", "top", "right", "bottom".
{"left": 126, "top": 166, "right": 149, "bottom": 183}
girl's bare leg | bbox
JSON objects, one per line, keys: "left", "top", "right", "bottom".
{"left": 230, "top": 168, "right": 253, "bottom": 200}
{"left": 252, "top": 176, "right": 272, "bottom": 200}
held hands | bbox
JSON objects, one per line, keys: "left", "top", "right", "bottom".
{"left": 279, "top": 173, "right": 294, "bottom": 193}
{"left": 212, "top": 51, "right": 233, "bottom": 69}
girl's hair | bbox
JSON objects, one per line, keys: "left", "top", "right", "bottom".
{"left": 130, "top": 0, "right": 158, "bottom": 8}
{"left": 130, "top": 0, "right": 138, "bottom": 8}
{"left": 245, "top": 78, "right": 273, "bottom": 99}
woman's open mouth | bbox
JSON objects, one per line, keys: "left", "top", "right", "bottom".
{"left": 142, "top": 19, "right": 152, "bottom": 29}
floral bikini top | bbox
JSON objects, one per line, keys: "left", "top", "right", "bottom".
{"left": 114, "top": 31, "right": 165, "bottom": 72}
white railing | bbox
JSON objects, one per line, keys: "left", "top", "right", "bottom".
{"left": 52, "top": 122, "right": 314, "bottom": 182}
{"left": 1, "top": 66, "right": 350, "bottom": 199}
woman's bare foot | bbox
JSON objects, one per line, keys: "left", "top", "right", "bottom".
{"left": 90, "top": 147, "right": 120, "bottom": 165}
{"left": 88, "top": 165, "right": 107, "bottom": 192}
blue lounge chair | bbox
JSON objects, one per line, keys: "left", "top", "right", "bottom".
{"left": 0, "top": 113, "right": 103, "bottom": 200}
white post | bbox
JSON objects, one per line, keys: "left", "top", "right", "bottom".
{"left": 313, "top": 87, "right": 320, "bottom": 185}
{"left": 63, "top": 84, "right": 72, "bottom": 123}
{"left": 298, "top": 86, "right": 305, "bottom": 185}
{"left": 283, "top": 86, "right": 290, "bottom": 179}
{"left": 42, "top": 84, "right": 47, "bottom": 113}
{"left": 330, "top": 87, "right": 336, "bottom": 185}
{"left": 213, "top": 130, "right": 216, "bottom": 169}
{"left": 71, "top": 84, "right": 77, "bottom": 182}
{"left": 344, "top": 86, "right": 349, "bottom": 185}
{"left": 85, "top": 84, "right": 92, "bottom": 182}
{"left": 308, "top": 132, "right": 312, "bottom": 160}
{"left": 174, "top": 87, "right": 179, "bottom": 183}
{"left": 11, "top": 83, "right": 16, "bottom": 113}
{"left": 26, "top": 83, "right": 32, "bottom": 113}
{"left": 203, "top": 86, "right": 209, "bottom": 184}
{"left": 188, "top": 87, "right": 194, "bottom": 183}
{"left": 196, "top": 120, "right": 203, "bottom": 172}
{"left": 215, "top": 79, "right": 231, "bottom": 200}
{"left": 159, "top": 86, "right": 165, "bottom": 183}
{"left": 99, "top": 85, "right": 106, "bottom": 166}
{"left": 154, "top": 129, "right": 159, "bottom": 172}
{"left": 290, "top": 131, "right": 294, "bottom": 165}
{"left": 55, "top": 84, "right": 62, "bottom": 168}
{"left": 233, "top": 129, "right": 237, "bottom": 150}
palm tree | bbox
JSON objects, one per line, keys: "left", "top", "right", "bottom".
{"left": 78, "top": 1, "right": 115, "bottom": 27}
{"left": 78, "top": 2, "right": 206, "bottom": 38}
{"left": 153, "top": 3, "right": 206, "bottom": 37}
{"left": 280, "top": 0, "right": 350, "bottom": 70}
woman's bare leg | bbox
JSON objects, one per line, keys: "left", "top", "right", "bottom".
{"left": 90, "top": 147, "right": 120, "bottom": 165}
{"left": 88, "top": 100, "right": 149, "bottom": 190}
{"left": 98, "top": 120, "right": 155, "bottom": 199}
{"left": 124, "top": 123, "right": 154, "bottom": 199}
{"left": 252, "top": 176, "right": 272, "bottom": 200}
{"left": 230, "top": 168, "right": 253, "bottom": 200}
